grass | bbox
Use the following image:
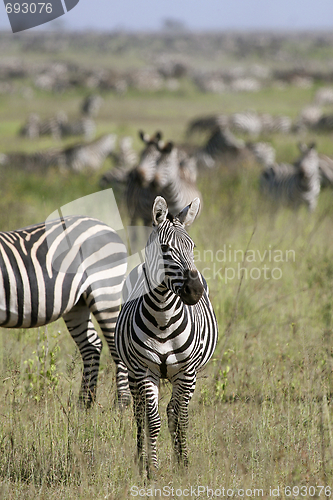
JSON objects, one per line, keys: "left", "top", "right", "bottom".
{"left": 1, "top": 35, "right": 333, "bottom": 499}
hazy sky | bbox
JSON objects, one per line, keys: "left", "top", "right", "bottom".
{"left": 1, "top": 0, "right": 333, "bottom": 32}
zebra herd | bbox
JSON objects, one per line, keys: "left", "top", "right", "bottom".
{"left": 2, "top": 97, "right": 333, "bottom": 477}
{"left": 0, "top": 195, "right": 218, "bottom": 475}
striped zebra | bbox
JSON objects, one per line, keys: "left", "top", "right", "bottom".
{"left": 125, "top": 131, "right": 163, "bottom": 227}
{"left": 154, "top": 142, "right": 202, "bottom": 217}
{"left": 0, "top": 215, "right": 129, "bottom": 408}
{"left": 115, "top": 197, "right": 218, "bottom": 475}
{"left": 259, "top": 142, "right": 320, "bottom": 211}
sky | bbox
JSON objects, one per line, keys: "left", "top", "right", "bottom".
{"left": 1, "top": 0, "right": 333, "bottom": 32}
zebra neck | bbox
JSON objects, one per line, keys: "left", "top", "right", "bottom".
{"left": 142, "top": 266, "right": 182, "bottom": 328}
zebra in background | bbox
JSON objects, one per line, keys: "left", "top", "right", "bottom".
{"left": 259, "top": 142, "right": 320, "bottom": 211}
{"left": 0, "top": 215, "right": 129, "bottom": 408}
{"left": 115, "top": 197, "right": 218, "bottom": 476}
{"left": 154, "top": 141, "right": 202, "bottom": 217}
{"left": 125, "top": 131, "right": 163, "bottom": 227}
{"left": 60, "top": 117, "right": 96, "bottom": 141}
{"left": 196, "top": 126, "right": 246, "bottom": 169}
{"left": 185, "top": 114, "right": 228, "bottom": 138}
{"left": 19, "top": 112, "right": 67, "bottom": 141}
{"left": 1, "top": 147, "right": 63, "bottom": 172}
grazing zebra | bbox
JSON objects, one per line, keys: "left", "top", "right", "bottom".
{"left": 154, "top": 142, "right": 202, "bottom": 217}
{"left": 259, "top": 143, "right": 320, "bottom": 211}
{"left": 115, "top": 197, "right": 218, "bottom": 476}
{"left": 0, "top": 215, "right": 129, "bottom": 408}
{"left": 185, "top": 114, "right": 228, "bottom": 137}
{"left": 58, "top": 134, "right": 116, "bottom": 173}
{"left": 19, "top": 112, "right": 67, "bottom": 141}
{"left": 60, "top": 117, "right": 96, "bottom": 141}
{"left": 1, "top": 148, "right": 62, "bottom": 172}
{"left": 196, "top": 126, "right": 245, "bottom": 169}
{"left": 125, "top": 131, "right": 163, "bottom": 227}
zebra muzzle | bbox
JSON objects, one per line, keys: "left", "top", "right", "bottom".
{"left": 179, "top": 269, "right": 204, "bottom": 305}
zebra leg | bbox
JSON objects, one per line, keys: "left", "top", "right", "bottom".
{"left": 129, "top": 373, "right": 146, "bottom": 474}
{"left": 167, "top": 397, "right": 181, "bottom": 458}
{"left": 63, "top": 299, "right": 103, "bottom": 408}
{"left": 169, "top": 376, "right": 196, "bottom": 467}
{"left": 142, "top": 379, "right": 160, "bottom": 478}
{"left": 132, "top": 375, "right": 161, "bottom": 477}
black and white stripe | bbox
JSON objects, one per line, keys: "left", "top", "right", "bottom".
{"left": 115, "top": 197, "right": 218, "bottom": 475}
{"left": 125, "top": 131, "right": 163, "bottom": 227}
{"left": 154, "top": 142, "right": 202, "bottom": 217}
{"left": 0, "top": 215, "right": 129, "bottom": 408}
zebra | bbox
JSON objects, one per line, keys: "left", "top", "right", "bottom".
{"left": 259, "top": 142, "right": 320, "bottom": 211}
{"left": 0, "top": 215, "right": 129, "bottom": 408}
{"left": 196, "top": 126, "right": 246, "bottom": 169}
{"left": 154, "top": 142, "right": 202, "bottom": 217}
{"left": 125, "top": 131, "right": 163, "bottom": 228}
{"left": 19, "top": 112, "right": 67, "bottom": 141}
{"left": 115, "top": 196, "right": 218, "bottom": 476}
{"left": 185, "top": 114, "right": 228, "bottom": 138}
{"left": 59, "top": 117, "right": 96, "bottom": 141}
{"left": 1, "top": 148, "right": 63, "bottom": 172}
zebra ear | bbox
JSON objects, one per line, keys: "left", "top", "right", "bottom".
{"left": 139, "top": 130, "right": 149, "bottom": 144}
{"left": 152, "top": 196, "right": 168, "bottom": 226}
{"left": 177, "top": 198, "right": 201, "bottom": 227}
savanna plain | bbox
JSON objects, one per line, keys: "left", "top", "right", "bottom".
{"left": 1, "top": 31, "right": 333, "bottom": 499}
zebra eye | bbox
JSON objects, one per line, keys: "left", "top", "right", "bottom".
{"left": 161, "top": 244, "right": 170, "bottom": 252}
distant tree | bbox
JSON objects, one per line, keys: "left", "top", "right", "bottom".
{"left": 162, "top": 18, "right": 187, "bottom": 33}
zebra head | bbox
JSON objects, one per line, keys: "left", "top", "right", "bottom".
{"left": 145, "top": 196, "right": 204, "bottom": 306}
{"left": 136, "top": 130, "right": 163, "bottom": 186}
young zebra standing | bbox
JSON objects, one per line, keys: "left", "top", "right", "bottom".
{"left": 115, "top": 197, "right": 218, "bottom": 476}
{"left": 0, "top": 215, "right": 129, "bottom": 408}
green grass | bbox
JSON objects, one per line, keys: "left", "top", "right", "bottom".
{"left": 1, "top": 37, "right": 333, "bottom": 499}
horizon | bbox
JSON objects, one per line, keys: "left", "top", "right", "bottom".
{"left": 1, "top": 0, "right": 333, "bottom": 33}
